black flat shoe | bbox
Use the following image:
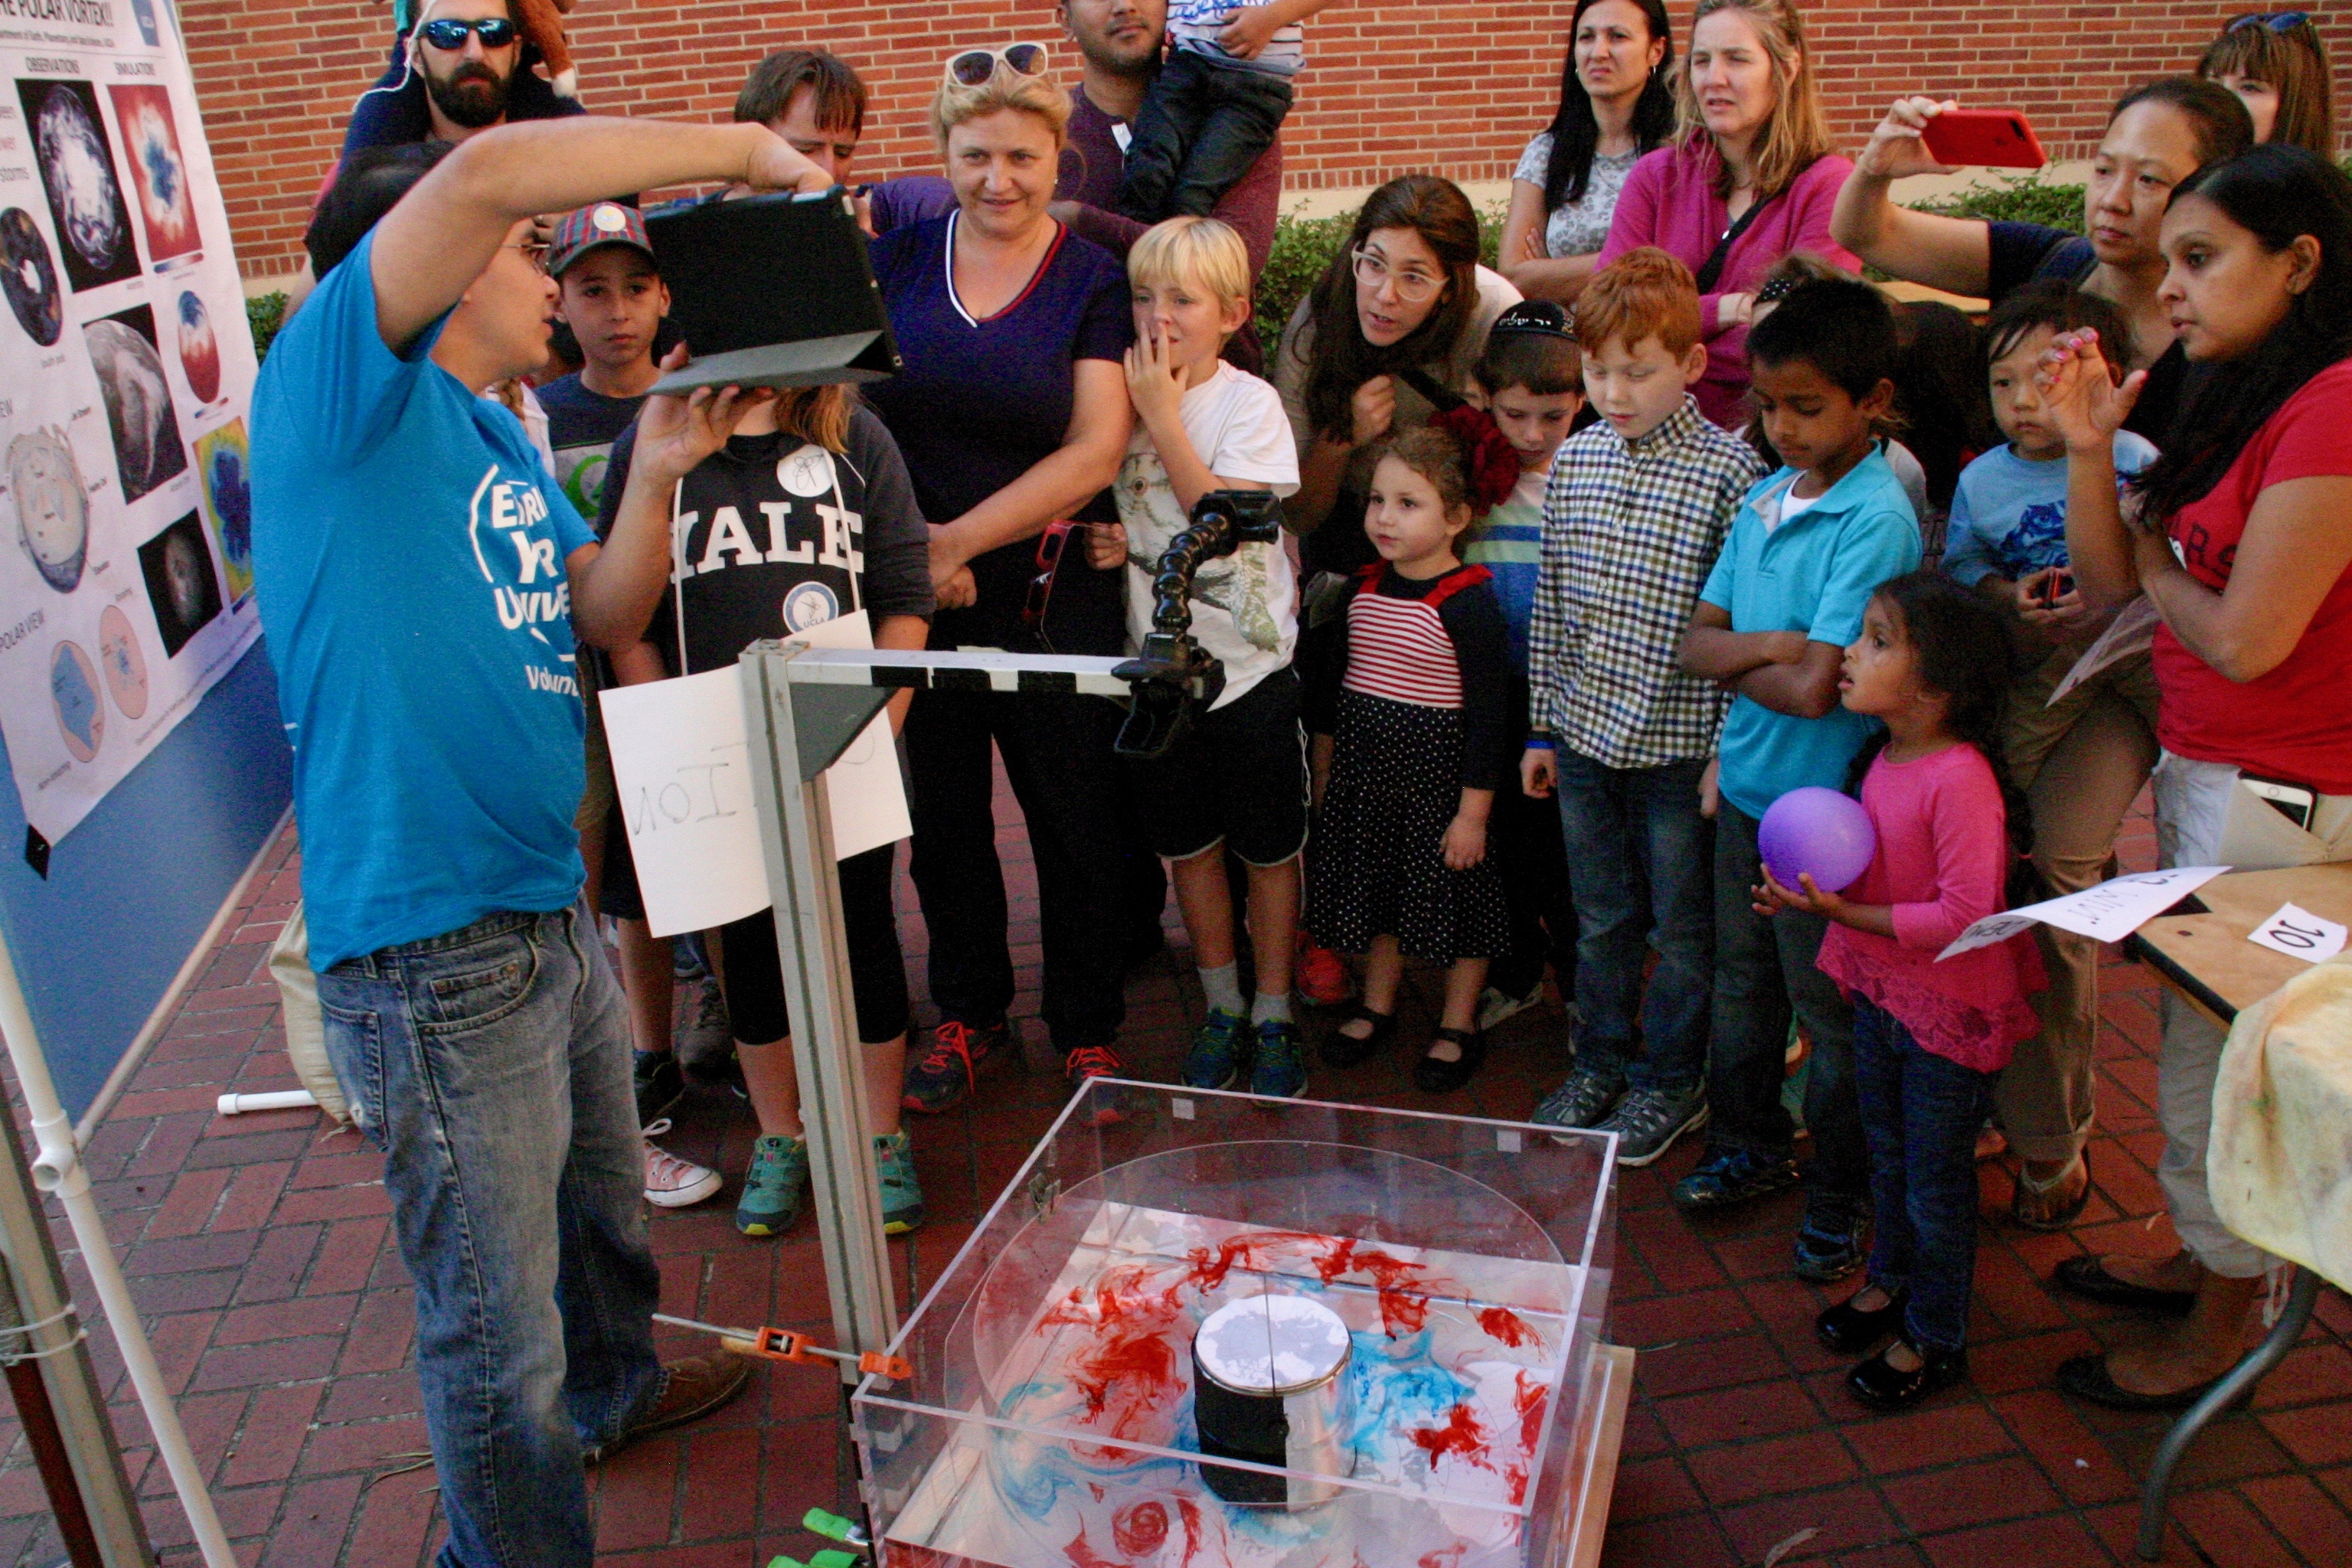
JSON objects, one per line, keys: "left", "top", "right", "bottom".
{"left": 1321, "top": 1005, "right": 1396, "bottom": 1067}
{"left": 2055, "top": 1351, "right": 2226, "bottom": 1412}
{"left": 1413, "top": 1027, "right": 1485, "bottom": 1093}
{"left": 2053, "top": 1255, "right": 2197, "bottom": 1317}
{"left": 1847, "top": 1339, "right": 1968, "bottom": 1410}
{"left": 1816, "top": 1287, "right": 1909, "bottom": 1354}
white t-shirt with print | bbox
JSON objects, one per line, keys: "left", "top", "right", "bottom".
{"left": 1115, "top": 361, "right": 1302, "bottom": 707}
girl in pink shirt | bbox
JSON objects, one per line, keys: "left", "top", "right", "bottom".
{"left": 1757, "top": 571, "right": 2043, "bottom": 1410}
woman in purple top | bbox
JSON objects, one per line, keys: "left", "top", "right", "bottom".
{"left": 1597, "top": 0, "right": 1855, "bottom": 426}
{"left": 862, "top": 47, "right": 1138, "bottom": 1112}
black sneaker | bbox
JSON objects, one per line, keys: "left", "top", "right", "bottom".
{"left": 1064, "top": 1045, "right": 1129, "bottom": 1125}
{"left": 1671, "top": 1145, "right": 1802, "bottom": 1212}
{"left": 634, "top": 1049, "right": 685, "bottom": 1125}
{"left": 1793, "top": 1204, "right": 1871, "bottom": 1283}
{"left": 900, "top": 1020, "right": 1011, "bottom": 1115}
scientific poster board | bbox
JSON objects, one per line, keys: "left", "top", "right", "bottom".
{"left": 0, "top": 0, "right": 261, "bottom": 852}
{"left": 0, "top": 0, "right": 288, "bottom": 1122}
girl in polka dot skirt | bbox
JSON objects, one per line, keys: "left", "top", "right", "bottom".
{"left": 1311, "top": 417, "right": 1521, "bottom": 1093}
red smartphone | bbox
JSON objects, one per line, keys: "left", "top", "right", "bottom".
{"left": 1921, "top": 109, "right": 2048, "bottom": 169}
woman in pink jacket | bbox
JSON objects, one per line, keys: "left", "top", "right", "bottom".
{"left": 1599, "top": 0, "right": 1855, "bottom": 426}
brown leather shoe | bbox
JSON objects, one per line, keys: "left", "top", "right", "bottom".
{"left": 586, "top": 1350, "right": 752, "bottom": 1464}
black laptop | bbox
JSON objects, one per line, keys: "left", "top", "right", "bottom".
{"left": 644, "top": 187, "right": 900, "bottom": 394}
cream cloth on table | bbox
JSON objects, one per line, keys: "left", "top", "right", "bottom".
{"left": 2210, "top": 949, "right": 2352, "bottom": 1290}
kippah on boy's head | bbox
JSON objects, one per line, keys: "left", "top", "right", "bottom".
{"left": 1575, "top": 247, "right": 1704, "bottom": 358}
{"left": 1745, "top": 276, "right": 1900, "bottom": 401}
{"left": 308, "top": 141, "right": 456, "bottom": 278}
{"left": 1475, "top": 300, "right": 1582, "bottom": 397}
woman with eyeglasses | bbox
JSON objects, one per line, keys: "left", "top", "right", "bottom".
{"left": 1833, "top": 78, "right": 2253, "bottom": 446}
{"left": 1594, "top": 0, "right": 1853, "bottom": 429}
{"left": 1500, "top": 0, "right": 1677, "bottom": 305}
{"left": 861, "top": 44, "right": 1140, "bottom": 1113}
{"left": 2198, "top": 12, "right": 2337, "bottom": 157}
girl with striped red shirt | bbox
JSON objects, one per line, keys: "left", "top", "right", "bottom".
{"left": 1311, "top": 423, "right": 1520, "bottom": 1092}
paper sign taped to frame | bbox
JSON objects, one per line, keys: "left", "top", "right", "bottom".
{"left": 1939, "top": 865, "right": 2230, "bottom": 960}
{"left": 600, "top": 612, "right": 910, "bottom": 938}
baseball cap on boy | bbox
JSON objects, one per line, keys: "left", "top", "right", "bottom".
{"left": 547, "top": 201, "right": 655, "bottom": 278}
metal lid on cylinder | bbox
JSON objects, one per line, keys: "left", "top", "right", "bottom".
{"left": 1194, "top": 1293, "right": 1351, "bottom": 1397}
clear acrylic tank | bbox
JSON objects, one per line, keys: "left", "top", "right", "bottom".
{"left": 852, "top": 1081, "right": 1617, "bottom": 1568}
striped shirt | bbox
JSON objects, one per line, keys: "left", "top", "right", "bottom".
{"left": 1527, "top": 397, "right": 1766, "bottom": 768}
{"left": 1460, "top": 466, "right": 1547, "bottom": 666}
{"left": 1338, "top": 564, "right": 1514, "bottom": 789}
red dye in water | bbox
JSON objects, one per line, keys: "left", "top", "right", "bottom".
{"left": 1063, "top": 1524, "right": 1125, "bottom": 1568}
{"left": 1512, "top": 1369, "right": 1550, "bottom": 1454}
{"left": 1417, "top": 1544, "right": 1470, "bottom": 1568}
{"left": 1037, "top": 1264, "right": 1188, "bottom": 1442}
{"left": 1174, "top": 1498, "right": 1204, "bottom": 1566}
{"left": 1410, "top": 1403, "right": 1491, "bottom": 1470}
{"left": 1477, "top": 1306, "right": 1535, "bottom": 1347}
{"left": 1112, "top": 1501, "right": 1168, "bottom": 1557}
{"left": 1176, "top": 1232, "right": 1439, "bottom": 1338}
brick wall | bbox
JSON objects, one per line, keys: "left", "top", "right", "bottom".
{"left": 183, "top": 2, "right": 2348, "bottom": 282}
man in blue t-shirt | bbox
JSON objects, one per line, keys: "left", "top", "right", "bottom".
{"left": 250, "top": 118, "right": 826, "bottom": 1568}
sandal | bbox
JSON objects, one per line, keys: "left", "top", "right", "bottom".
{"left": 1321, "top": 1005, "right": 1396, "bottom": 1068}
{"left": 1413, "top": 1027, "right": 1485, "bottom": 1093}
{"left": 2011, "top": 1153, "right": 2090, "bottom": 1232}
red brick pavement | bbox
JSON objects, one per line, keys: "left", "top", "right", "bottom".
{"left": 1, "top": 792, "right": 2347, "bottom": 1566}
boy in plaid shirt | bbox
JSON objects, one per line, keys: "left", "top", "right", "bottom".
{"left": 1523, "top": 249, "right": 1764, "bottom": 1164}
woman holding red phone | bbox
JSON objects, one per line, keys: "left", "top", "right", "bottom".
{"left": 2038, "top": 145, "right": 2352, "bottom": 1410}
{"left": 1831, "top": 78, "right": 2252, "bottom": 443}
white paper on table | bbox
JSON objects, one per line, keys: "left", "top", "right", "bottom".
{"left": 602, "top": 667, "right": 770, "bottom": 939}
{"left": 2247, "top": 903, "right": 2349, "bottom": 964}
{"left": 599, "top": 612, "right": 911, "bottom": 939}
{"left": 781, "top": 612, "right": 913, "bottom": 861}
{"left": 2047, "top": 595, "right": 2161, "bottom": 707}
{"left": 1938, "top": 865, "right": 2230, "bottom": 959}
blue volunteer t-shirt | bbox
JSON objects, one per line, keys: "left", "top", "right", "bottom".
{"left": 250, "top": 229, "right": 596, "bottom": 970}
{"left": 1699, "top": 450, "right": 1922, "bottom": 821}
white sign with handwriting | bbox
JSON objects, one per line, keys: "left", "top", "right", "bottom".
{"left": 601, "top": 666, "right": 770, "bottom": 939}
{"left": 2247, "top": 903, "right": 2348, "bottom": 965}
{"left": 1939, "top": 865, "right": 2230, "bottom": 960}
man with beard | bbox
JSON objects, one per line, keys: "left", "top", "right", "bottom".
{"left": 340, "top": 0, "right": 584, "bottom": 161}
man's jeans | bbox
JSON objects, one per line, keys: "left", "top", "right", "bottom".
{"left": 1852, "top": 998, "right": 1998, "bottom": 1354}
{"left": 1708, "top": 802, "right": 1869, "bottom": 1213}
{"left": 1553, "top": 749, "right": 1713, "bottom": 1093}
{"left": 317, "top": 906, "right": 662, "bottom": 1568}
{"left": 1117, "top": 48, "right": 1294, "bottom": 220}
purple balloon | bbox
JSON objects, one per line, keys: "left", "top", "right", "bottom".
{"left": 1757, "top": 786, "right": 1878, "bottom": 893}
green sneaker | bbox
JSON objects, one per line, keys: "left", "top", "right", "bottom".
{"left": 735, "top": 1134, "right": 808, "bottom": 1236}
{"left": 1182, "top": 1008, "right": 1249, "bottom": 1089}
{"left": 874, "top": 1129, "right": 925, "bottom": 1236}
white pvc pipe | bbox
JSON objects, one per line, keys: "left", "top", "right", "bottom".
{"left": 0, "top": 929, "right": 240, "bottom": 1567}
{"left": 214, "top": 1089, "right": 318, "bottom": 1116}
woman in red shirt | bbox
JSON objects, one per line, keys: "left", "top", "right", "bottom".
{"left": 2041, "top": 145, "right": 2352, "bottom": 1410}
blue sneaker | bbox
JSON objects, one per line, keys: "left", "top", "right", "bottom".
{"left": 1249, "top": 1018, "right": 1307, "bottom": 1099}
{"left": 1671, "top": 1145, "right": 1801, "bottom": 1214}
{"left": 735, "top": 1134, "right": 808, "bottom": 1236}
{"left": 874, "top": 1129, "right": 924, "bottom": 1236}
{"left": 1183, "top": 1008, "right": 1249, "bottom": 1089}
{"left": 1793, "top": 1203, "right": 1870, "bottom": 1283}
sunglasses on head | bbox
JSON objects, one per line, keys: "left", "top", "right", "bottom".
{"left": 946, "top": 43, "right": 1048, "bottom": 88}
{"left": 2228, "top": 11, "right": 2311, "bottom": 31}
{"left": 419, "top": 16, "right": 519, "bottom": 51}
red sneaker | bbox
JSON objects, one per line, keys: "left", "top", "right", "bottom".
{"left": 1063, "top": 1045, "right": 1129, "bottom": 1125}
{"left": 1295, "top": 934, "right": 1354, "bottom": 1007}
{"left": 900, "top": 1019, "right": 1011, "bottom": 1114}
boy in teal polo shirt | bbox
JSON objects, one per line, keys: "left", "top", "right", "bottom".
{"left": 1674, "top": 279, "right": 1922, "bottom": 1282}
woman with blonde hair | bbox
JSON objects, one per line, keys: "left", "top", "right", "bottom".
{"left": 2199, "top": 12, "right": 2336, "bottom": 156}
{"left": 861, "top": 44, "right": 1141, "bottom": 1114}
{"left": 1596, "top": 0, "right": 1855, "bottom": 425}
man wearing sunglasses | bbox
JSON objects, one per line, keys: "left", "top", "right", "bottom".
{"left": 342, "top": 0, "right": 586, "bottom": 161}
{"left": 251, "top": 115, "right": 828, "bottom": 1568}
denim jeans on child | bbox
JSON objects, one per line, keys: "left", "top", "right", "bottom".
{"left": 317, "top": 906, "right": 662, "bottom": 1568}
{"left": 1707, "top": 802, "right": 1868, "bottom": 1211}
{"left": 1851, "top": 996, "right": 2000, "bottom": 1354}
{"left": 1117, "top": 49, "right": 1294, "bottom": 221}
{"left": 1554, "top": 748, "right": 1713, "bottom": 1093}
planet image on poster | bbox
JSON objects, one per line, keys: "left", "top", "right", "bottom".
{"left": 194, "top": 420, "right": 253, "bottom": 601}
{"left": 176, "top": 290, "right": 220, "bottom": 403}
{"left": 0, "top": 209, "right": 63, "bottom": 347}
{"left": 24, "top": 81, "right": 136, "bottom": 290}
{"left": 137, "top": 512, "right": 224, "bottom": 659}
{"left": 109, "top": 86, "right": 199, "bottom": 264}
{"left": 84, "top": 305, "right": 188, "bottom": 503}
{"left": 51, "top": 641, "right": 103, "bottom": 762}
{"left": 97, "top": 604, "right": 149, "bottom": 719}
{"left": 6, "top": 426, "right": 90, "bottom": 593}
